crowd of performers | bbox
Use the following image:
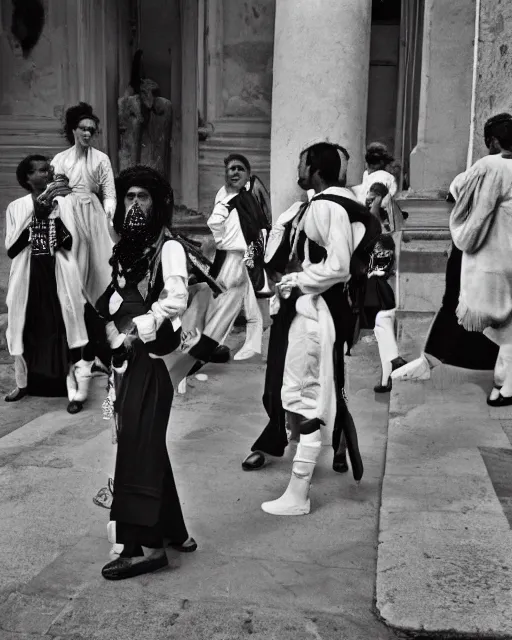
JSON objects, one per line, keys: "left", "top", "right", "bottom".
{"left": 15, "top": 98, "right": 496, "bottom": 581}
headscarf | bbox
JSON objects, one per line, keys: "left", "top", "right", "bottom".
{"left": 110, "top": 201, "right": 163, "bottom": 289}
{"left": 110, "top": 166, "right": 175, "bottom": 289}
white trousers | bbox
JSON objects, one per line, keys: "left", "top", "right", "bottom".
{"left": 282, "top": 310, "right": 321, "bottom": 421}
{"left": 493, "top": 344, "right": 512, "bottom": 396}
{"left": 239, "top": 282, "right": 263, "bottom": 354}
{"left": 374, "top": 309, "right": 399, "bottom": 384}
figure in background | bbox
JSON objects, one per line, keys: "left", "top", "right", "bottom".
{"left": 449, "top": 114, "right": 512, "bottom": 406}
{"left": 242, "top": 142, "right": 381, "bottom": 515}
{"left": 362, "top": 183, "right": 407, "bottom": 392}
{"left": 51, "top": 102, "right": 116, "bottom": 385}
{"left": 52, "top": 102, "right": 116, "bottom": 305}
{"left": 97, "top": 166, "right": 196, "bottom": 581}
{"left": 207, "top": 154, "right": 271, "bottom": 360}
{"left": 352, "top": 142, "right": 408, "bottom": 232}
{"left": 393, "top": 116, "right": 510, "bottom": 385}
{"left": 4, "top": 155, "right": 90, "bottom": 411}
{"left": 118, "top": 50, "right": 173, "bottom": 176}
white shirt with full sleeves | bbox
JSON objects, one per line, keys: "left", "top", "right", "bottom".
{"left": 207, "top": 191, "right": 247, "bottom": 253}
{"left": 295, "top": 186, "right": 365, "bottom": 295}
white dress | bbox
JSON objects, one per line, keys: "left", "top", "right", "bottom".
{"left": 52, "top": 146, "right": 116, "bottom": 305}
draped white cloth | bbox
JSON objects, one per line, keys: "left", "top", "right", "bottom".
{"left": 206, "top": 186, "right": 263, "bottom": 353}
{"left": 52, "top": 146, "right": 116, "bottom": 305}
{"left": 5, "top": 194, "right": 88, "bottom": 356}
{"left": 449, "top": 154, "right": 512, "bottom": 338}
{"left": 272, "top": 187, "right": 365, "bottom": 435}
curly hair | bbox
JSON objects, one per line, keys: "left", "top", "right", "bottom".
{"left": 368, "top": 181, "right": 389, "bottom": 198}
{"left": 16, "top": 154, "right": 49, "bottom": 191}
{"left": 63, "top": 102, "right": 100, "bottom": 145}
{"left": 113, "top": 165, "right": 174, "bottom": 237}
{"left": 365, "top": 142, "right": 394, "bottom": 169}
{"left": 304, "top": 143, "right": 349, "bottom": 184}
{"left": 224, "top": 153, "right": 251, "bottom": 173}
{"left": 484, "top": 112, "right": 512, "bottom": 150}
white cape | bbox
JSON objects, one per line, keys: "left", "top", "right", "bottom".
{"left": 5, "top": 194, "right": 88, "bottom": 356}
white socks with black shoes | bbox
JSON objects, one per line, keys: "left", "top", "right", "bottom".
{"left": 261, "top": 430, "right": 322, "bottom": 516}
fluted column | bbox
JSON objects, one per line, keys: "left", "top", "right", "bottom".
{"left": 270, "top": 0, "right": 372, "bottom": 219}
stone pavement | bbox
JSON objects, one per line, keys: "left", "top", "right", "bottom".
{"left": 377, "top": 334, "right": 512, "bottom": 638}
{"left": 0, "top": 329, "right": 402, "bottom": 640}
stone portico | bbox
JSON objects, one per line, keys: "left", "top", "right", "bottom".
{"left": 0, "top": 0, "right": 512, "bottom": 310}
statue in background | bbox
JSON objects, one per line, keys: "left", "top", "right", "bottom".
{"left": 118, "top": 50, "right": 173, "bottom": 177}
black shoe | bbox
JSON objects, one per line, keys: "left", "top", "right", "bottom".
{"left": 374, "top": 357, "right": 408, "bottom": 394}
{"left": 101, "top": 553, "right": 168, "bottom": 580}
{"left": 242, "top": 451, "right": 266, "bottom": 471}
{"left": 374, "top": 379, "right": 392, "bottom": 394}
{"left": 209, "top": 345, "right": 231, "bottom": 364}
{"left": 333, "top": 453, "right": 349, "bottom": 474}
{"left": 91, "top": 362, "right": 110, "bottom": 377}
{"left": 5, "top": 387, "right": 28, "bottom": 402}
{"left": 168, "top": 537, "right": 198, "bottom": 553}
{"left": 67, "top": 400, "right": 84, "bottom": 414}
{"left": 487, "top": 393, "right": 512, "bottom": 407}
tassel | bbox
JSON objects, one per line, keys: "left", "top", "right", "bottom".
{"left": 49, "top": 218, "right": 57, "bottom": 256}
{"left": 102, "top": 375, "right": 118, "bottom": 444}
{"left": 456, "top": 301, "right": 493, "bottom": 332}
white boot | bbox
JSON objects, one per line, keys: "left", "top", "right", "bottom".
{"left": 66, "top": 365, "right": 78, "bottom": 402}
{"left": 107, "top": 520, "right": 124, "bottom": 558}
{"left": 235, "top": 294, "right": 263, "bottom": 360}
{"left": 261, "top": 433, "right": 322, "bottom": 516}
{"left": 73, "top": 359, "right": 93, "bottom": 403}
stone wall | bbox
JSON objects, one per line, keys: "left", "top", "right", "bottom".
{"left": 409, "top": 0, "right": 476, "bottom": 194}
{"left": 198, "top": 0, "right": 275, "bottom": 214}
{"left": 221, "top": 0, "right": 275, "bottom": 118}
{"left": 0, "top": 0, "right": 133, "bottom": 307}
{"left": 472, "top": 0, "right": 512, "bottom": 161}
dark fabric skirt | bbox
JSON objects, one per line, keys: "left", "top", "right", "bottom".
{"left": 361, "top": 277, "right": 396, "bottom": 330}
{"left": 23, "top": 255, "right": 69, "bottom": 397}
{"left": 425, "top": 243, "right": 499, "bottom": 370}
{"left": 110, "top": 338, "right": 188, "bottom": 548}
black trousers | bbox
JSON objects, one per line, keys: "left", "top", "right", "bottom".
{"left": 251, "top": 295, "right": 347, "bottom": 459}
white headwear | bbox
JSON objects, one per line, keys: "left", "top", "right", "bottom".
{"left": 300, "top": 138, "right": 349, "bottom": 181}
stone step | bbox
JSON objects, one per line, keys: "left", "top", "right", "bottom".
{"left": 396, "top": 196, "right": 451, "bottom": 229}
{"left": 395, "top": 310, "right": 435, "bottom": 360}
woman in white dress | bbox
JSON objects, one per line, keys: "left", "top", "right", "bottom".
{"left": 352, "top": 143, "right": 398, "bottom": 222}
{"left": 352, "top": 144, "right": 407, "bottom": 390}
{"left": 52, "top": 102, "right": 116, "bottom": 307}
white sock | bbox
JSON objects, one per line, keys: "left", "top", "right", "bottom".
{"left": 300, "top": 430, "right": 322, "bottom": 446}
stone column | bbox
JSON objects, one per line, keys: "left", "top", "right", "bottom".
{"left": 408, "top": 0, "right": 476, "bottom": 195}
{"left": 270, "top": 0, "right": 372, "bottom": 219}
{"left": 469, "top": 0, "right": 512, "bottom": 163}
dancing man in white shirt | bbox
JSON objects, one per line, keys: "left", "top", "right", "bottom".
{"left": 207, "top": 154, "right": 270, "bottom": 360}
{"left": 242, "top": 141, "right": 380, "bottom": 516}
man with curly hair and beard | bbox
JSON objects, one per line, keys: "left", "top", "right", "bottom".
{"left": 96, "top": 165, "right": 203, "bottom": 580}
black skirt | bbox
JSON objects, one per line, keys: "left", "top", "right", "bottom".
{"left": 23, "top": 254, "right": 69, "bottom": 397}
{"left": 108, "top": 287, "right": 188, "bottom": 547}
{"left": 425, "top": 244, "right": 499, "bottom": 370}
{"left": 361, "top": 276, "right": 396, "bottom": 329}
